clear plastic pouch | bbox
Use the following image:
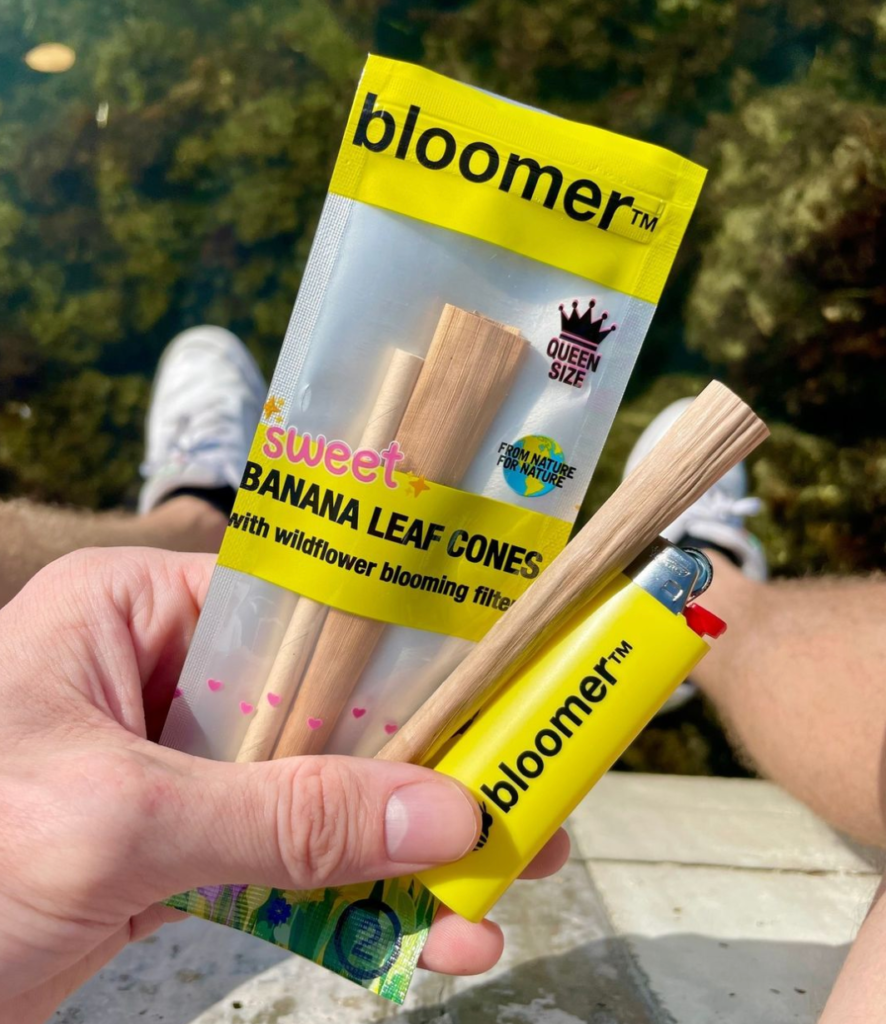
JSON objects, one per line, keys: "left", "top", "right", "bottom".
{"left": 160, "top": 55, "right": 706, "bottom": 1002}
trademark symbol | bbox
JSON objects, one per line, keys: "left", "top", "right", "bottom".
{"left": 630, "top": 208, "right": 659, "bottom": 232}
{"left": 607, "top": 640, "right": 634, "bottom": 664}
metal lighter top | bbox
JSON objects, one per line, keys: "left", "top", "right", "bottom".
{"left": 627, "top": 537, "right": 711, "bottom": 612}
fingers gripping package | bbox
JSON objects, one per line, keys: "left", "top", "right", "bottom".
{"left": 160, "top": 56, "right": 707, "bottom": 1002}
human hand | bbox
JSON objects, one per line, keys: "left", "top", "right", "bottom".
{"left": 0, "top": 548, "right": 569, "bottom": 1022}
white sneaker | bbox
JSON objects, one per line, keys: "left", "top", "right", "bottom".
{"left": 139, "top": 326, "right": 267, "bottom": 514}
{"left": 625, "top": 397, "right": 768, "bottom": 714}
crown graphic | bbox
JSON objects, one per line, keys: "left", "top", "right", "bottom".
{"left": 558, "top": 299, "right": 617, "bottom": 347}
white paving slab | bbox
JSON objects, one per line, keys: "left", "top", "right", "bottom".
{"left": 52, "top": 916, "right": 289, "bottom": 1024}
{"left": 569, "top": 773, "right": 883, "bottom": 1024}
{"left": 588, "top": 861, "right": 876, "bottom": 1024}
{"left": 570, "top": 773, "right": 882, "bottom": 873}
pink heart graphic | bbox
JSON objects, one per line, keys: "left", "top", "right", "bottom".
{"left": 384, "top": 722, "right": 398, "bottom": 735}
{"left": 307, "top": 717, "right": 323, "bottom": 730}
{"left": 352, "top": 707, "right": 367, "bottom": 719}
{"left": 267, "top": 692, "right": 281, "bottom": 707}
{"left": 207, "top": 678, "right": 223, "bottom": 692}
{"left": 239, "top": 702, "right": 254, "bottom": 715}
{"left": 173, "top": 688, "right": 183, "bottom": 699}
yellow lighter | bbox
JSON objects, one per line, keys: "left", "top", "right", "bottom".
{"left": 418, "top": 538, "right": 726, "bottom": 923}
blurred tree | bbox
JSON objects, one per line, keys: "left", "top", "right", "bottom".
{"left": 0, "top": 0, "right": 362, "bottom": 505}
{"left": 2, "top": 0, "right": 884, "bottom": 514}
{"left": 680, "top": 84, "right": 886, "bottom": 574}
{"left": 1, "top": 0, "right": 885, "bottom": 771}
{"left": 417, "top": 0, "right": 886, "bottom": 147}
{"left": 688, "top": 87, "right": 886, "bottom": 438}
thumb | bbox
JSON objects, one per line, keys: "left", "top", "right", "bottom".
{"left": 138, "top": 749, "right": 481, "bottom": 899}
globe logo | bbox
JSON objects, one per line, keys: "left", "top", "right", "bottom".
{"left": 502, "top": 435, "right": 566, "bottom": 497}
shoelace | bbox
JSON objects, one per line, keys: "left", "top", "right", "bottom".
{"left": 141, "top": 397, "right": 253, "bottom": 478}
{"left": 694, "top": 492, "right": 762, "bottom": 521}
{"left": 679, "top": 490, "right": 762, "bottom": 533}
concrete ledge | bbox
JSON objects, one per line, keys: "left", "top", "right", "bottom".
{"left": 58, "top": 774, "right": 880, "bottom": 1023}
{"left": 572, "top": 774, "right": 880, "bottom": 1024}
{"left": 571, "top": 773, "right": 883, "bottom": 873}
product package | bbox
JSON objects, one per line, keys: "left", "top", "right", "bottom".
{"left": 161, "top": 55, "right": 706, "bottom": 1002}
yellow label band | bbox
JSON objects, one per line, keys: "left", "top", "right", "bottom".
{"left": 330, "top": 56, "right": 706, "bottom": 304}
{"left": 217, "top": 426, "right": 571, "bottom": 642}
{"left": 418, "top": 574, "right": 709, "bottom": 921}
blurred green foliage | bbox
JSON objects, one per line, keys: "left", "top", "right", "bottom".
{"left": 2, "top": 0, "right": 885, "bottom": 771}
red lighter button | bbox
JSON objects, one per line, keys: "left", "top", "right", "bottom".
{"left": 683, "top": 603, "right": 727, "bottom": 639}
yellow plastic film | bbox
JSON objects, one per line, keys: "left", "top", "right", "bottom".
{"left": 217, "top": 425, "right": 571, "bottom": 642}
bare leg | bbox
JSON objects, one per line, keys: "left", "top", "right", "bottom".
{"left": 817, "top": 877, "right": 886, "bottom": 1022}
{"left": 0, "top": 497, "right": 226, "bottom": 610}
{"left": 694, "top": 552, "right": 886, "bottom": 847}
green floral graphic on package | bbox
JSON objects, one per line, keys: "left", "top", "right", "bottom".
{"left": 164, "top": 877, "right": 438, "bottom": 1003}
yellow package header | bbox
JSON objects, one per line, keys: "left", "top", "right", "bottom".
{"left": 218, "top": 426, "right": 571, "bottom": 642}
{"left": 330, "top": 56, "right": 706, "bottom": 304}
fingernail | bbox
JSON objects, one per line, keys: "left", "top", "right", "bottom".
{"left": 385, "top": 779, "right": 479, "bottom": 864}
